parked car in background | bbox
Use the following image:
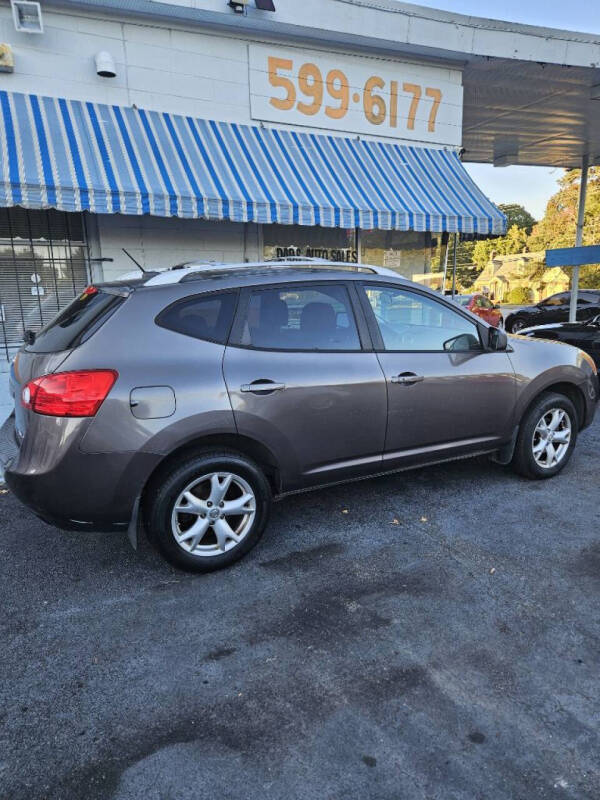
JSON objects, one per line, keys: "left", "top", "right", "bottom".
{"left": 505, "top": 290, "right": 600, "bottom": 333}
{"left": 521, "top": 314, "right": 600, "bottom": 368}
{"left": 453, "top": 293, "right": 504, "bottom": 327}
{"left": 2, "top": 261, "right": 598, "bottom": 573}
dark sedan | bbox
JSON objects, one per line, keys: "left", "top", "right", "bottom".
{"left": 521, "top": 314, "right": 600, "bottom": 367}
{"left": 506, "top": 290, "right": 600, "bottom": 333}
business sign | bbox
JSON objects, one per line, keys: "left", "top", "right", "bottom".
{"left": 249, "top": 44, "right": 463, "bottom": 147}
{"left": 546, "top": 244, "right": 600, "bottom": 268}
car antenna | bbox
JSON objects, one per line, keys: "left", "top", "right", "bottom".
{"left": 122, "top": 248, "right": 148, "bottom": 274}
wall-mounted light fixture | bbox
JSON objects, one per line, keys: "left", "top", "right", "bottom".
{"left": 228, "top": 0, "right": 248, "bottom": 13}
{"left": 11, "top": 0, "right": 43, "bottom": 33}
{"left": 95, "top": 51, "right": 116, "bottom": 78}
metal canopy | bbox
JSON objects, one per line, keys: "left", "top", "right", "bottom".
{"left": 462, "top": 59, "right": 600, "bottom": 168}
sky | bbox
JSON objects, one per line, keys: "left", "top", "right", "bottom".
{"left": 409, "top": 0, "right": 599, "bottom": 222}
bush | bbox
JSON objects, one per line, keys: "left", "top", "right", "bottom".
{"left": 506, "top": 287, "right": 532, "bottom": 305}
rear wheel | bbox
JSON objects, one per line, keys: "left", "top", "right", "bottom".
{"left": 146, "top": 450, "right": 271, "bottom": 572}
{"left": 512, "top": 392, "right": 577, "bottom": 479}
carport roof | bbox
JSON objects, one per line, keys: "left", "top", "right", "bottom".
{"left": 49, "top": 0, "right": 600, "bottom": 169}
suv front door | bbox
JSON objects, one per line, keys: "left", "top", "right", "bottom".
{"left": 223, "top": 282, "right": 387, "bottom": 489}
{"left": 358, "top": 284, "right": 517, "bottom": 467}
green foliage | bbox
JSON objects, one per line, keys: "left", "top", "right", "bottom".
{"left": 579, "top": 265, "right": 600, "bottom": 290}
{"left": 472, "top": 238, "right": 497, "bottom": 268}
{"left": 506, "top": 286, "right": 532, "bottom": 304}
{"left": 528, "top": 167, "right": 600, "bottom": 252}
{"left": 471, "top": 224, "right": 530, "bottom": 270}
{"left": 498, "top": 203, "right": 536, "bottom": 234}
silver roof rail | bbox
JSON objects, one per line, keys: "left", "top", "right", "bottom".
{"left": 143, "top": 259, "right": 402, "bottom": 286}
{"left": 265, "top": 256, "right": 331, "bottom": 264}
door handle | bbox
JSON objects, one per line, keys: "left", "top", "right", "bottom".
{"left": 390, "top": 372, "right": 424, "bottom": 385}
{"left": 240, "top": 380, "right": 286, "bottom": 394}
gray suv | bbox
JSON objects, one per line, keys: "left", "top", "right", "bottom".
{"left": 3, "top": 261, "right": 598, "bottom": 571}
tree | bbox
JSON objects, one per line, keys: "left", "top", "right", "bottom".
{"left": 528, "top": 167, "right": 600, "bottom": 252}
{"left": 527, "top": 167, "right": 600, "bottom": 290}
{"left": 498, "top": 203, "right": 536, "bottom": 234}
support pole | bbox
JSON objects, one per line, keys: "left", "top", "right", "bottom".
{"left": 451, "top": 233, "right": 458, "bottom": 299}
{"left": 441, "top": 235, "right": 449, "bottom": 293}
{"left": 569, "top": 155, "right": 589, "bottom": 322}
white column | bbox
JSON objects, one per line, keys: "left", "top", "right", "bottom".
{"left": 569, "top": 155, "right": 589, "bottom": 322}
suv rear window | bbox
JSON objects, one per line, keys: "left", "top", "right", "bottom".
{"left": 156, "top": 291, "right": 238, "bottom": 343}
{"left": 26, "top": 287, "right": 125, "bottom": 353}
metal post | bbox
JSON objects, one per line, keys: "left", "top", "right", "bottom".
{"left": 451, "top": 233, "right": 458, "bottom": 298}
{"left": 569, "top": 154, "right": 589, "bottom": 322}
{"left": 441, "top": 235, "right": 449, "bottom": 293}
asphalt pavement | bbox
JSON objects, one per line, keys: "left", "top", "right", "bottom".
{"left": 1, "top": 416, "right": 600, "bottom": 800}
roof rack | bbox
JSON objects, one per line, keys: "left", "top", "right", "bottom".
{"left": 265, "top": 256, "right": 331, "bottom": 263}
{"left": 143, "top": 259, "right": 401, "bottom": 286}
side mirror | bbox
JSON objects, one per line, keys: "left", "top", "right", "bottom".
{"left": 443, "top": 333, "right": 481, "bottom": 352}
{"left": 488, "top": 326, "right": 507, "bottom": 351}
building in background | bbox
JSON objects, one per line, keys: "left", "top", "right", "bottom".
{"left": 472, "top": 251, "right": 570, "bottom": 303}
{"left": 0, "top": 0, "right": 598, "bottom": 362}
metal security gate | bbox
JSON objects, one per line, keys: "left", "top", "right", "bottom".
{"left": 0, "top": 209, "right": 90, "bottom": 363}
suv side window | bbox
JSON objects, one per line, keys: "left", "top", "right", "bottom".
{"left": 238, "top": 284, "right": 361, "bottom": 351}
{"left": 156, "top": 291, "right": 238, "bottom": 343}
{"left": 361, "top": 285, "right": 481, "bottom": 352}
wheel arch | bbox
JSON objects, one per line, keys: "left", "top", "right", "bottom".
{"left": 521, "top": 381, "right": 586, "bottom": 431}
{"left": 140, "top": 433, "right": 283, "bottom": 515}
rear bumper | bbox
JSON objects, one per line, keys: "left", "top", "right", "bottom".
{"left": 3, "top": 414, "right": 161, "bottom": 532}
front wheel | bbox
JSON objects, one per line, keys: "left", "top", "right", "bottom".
{"left": 146, "top": 450, "right": 271, "bottom": 572}
{"left": 512, "top": 393, "right": 578, "bottom": 479}
{"left": 509, "top": 318, "right": 526, "bottom": 333}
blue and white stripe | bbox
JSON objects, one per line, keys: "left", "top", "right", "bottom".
{"left": 0, "top": 90, "right": 507, "bottom": 234}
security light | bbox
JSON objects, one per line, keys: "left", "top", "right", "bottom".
{"left": 228, "top": 0, "right": 248, "bottom": 12}
{"left": 95, "top": 51, "right": 116, "bottom": 78}
{"left": 11, "top": 0, "right": 43, "bottom": 33}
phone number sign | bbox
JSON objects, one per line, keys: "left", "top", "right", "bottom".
{"left": 249, "top": 44, "right": 463, "bottom": 147}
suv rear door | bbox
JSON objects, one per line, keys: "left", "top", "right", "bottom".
{"left": 358, "top": 283, "right": 517, "bottom": 465}
{"left": 223, "top": 281, "right": 387, "bottom": 489}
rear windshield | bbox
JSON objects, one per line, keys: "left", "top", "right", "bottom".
{"left": 26, "top": 287, "right": 125, "bottom": 353}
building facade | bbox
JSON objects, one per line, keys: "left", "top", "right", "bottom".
{"left": 0, "top": 1, "right": 513, "bottom": 360}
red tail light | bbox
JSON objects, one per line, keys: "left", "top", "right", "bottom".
{"left": 21, "top": 370, "right": 118, "bottom": 417}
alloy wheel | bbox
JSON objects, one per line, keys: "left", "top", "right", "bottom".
{"left": 511, "top": 319, "right": 525, "bottom": 333}
{"left": 171, "top": 472, "right": 256, "bottom": 557}
{"left": 531, "top": 408, "right": 572, "bottom": 469}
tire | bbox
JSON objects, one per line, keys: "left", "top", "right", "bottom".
{"left": 146, "top": 450, "right": 271, "bottom": 572}
{"left": 511, "top": 392, "right": 578, "bottom": 480}
{"left": 509, "top": 318, "right": 526, "bottom": 334}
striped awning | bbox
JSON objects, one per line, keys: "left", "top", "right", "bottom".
{"left": 0, "top": 90, "right": 506, "bottom": 235}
